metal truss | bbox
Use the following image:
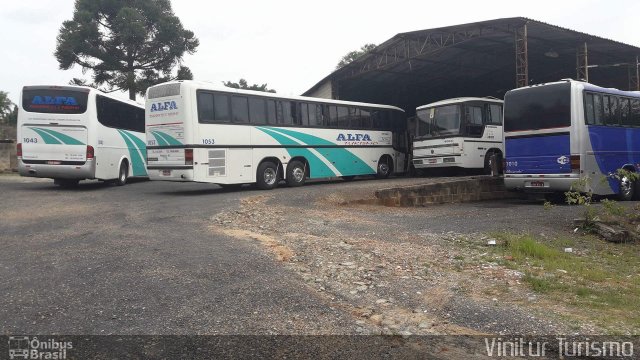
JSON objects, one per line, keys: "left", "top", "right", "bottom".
{"left": 576, "top": 42, "right": 589, "bottom": 82}
{"left": 515, "top": 25, "right": 528, "bottom": 88}
{"left": 339, "top": 27, "right": 499, "bottom": 80}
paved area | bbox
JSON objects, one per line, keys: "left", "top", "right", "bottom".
{"left": 0, "top": 174, "right": 625, "bottom": 335}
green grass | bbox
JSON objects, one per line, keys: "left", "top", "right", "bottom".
{"left": 489, "top": 232, "right": 640, "bottom": 333}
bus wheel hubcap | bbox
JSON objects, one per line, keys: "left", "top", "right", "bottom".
{"left": 264, "top": 168, "right": 276, "bottom": 185}
{"left": 379, "top": 163, "right": 389, "bottom": 174}
{"left": 621, "top": 176, "right": 633, "bottom": 196}
{"left": 292, "top": 167, "right": 304, "bottom": 182}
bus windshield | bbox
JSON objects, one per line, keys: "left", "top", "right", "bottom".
{"left": 416, "top": 104, "right": 461, "bottom": 138}
{"left": 504, "top": 82, "right": 571, "bottom": 132}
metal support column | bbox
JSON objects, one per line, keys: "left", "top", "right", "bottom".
{"left": 576, "top": 42, "right": 588, "bottom": 82}
{"left": 629, "top": 56, "right": 640, "bottom": 91}
{"left": 515, "top": 24, "right": 528, "bottom": 88}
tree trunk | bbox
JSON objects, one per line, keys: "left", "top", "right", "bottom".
{"left": 127, "top": 59, "right": 135, "bottom": 100}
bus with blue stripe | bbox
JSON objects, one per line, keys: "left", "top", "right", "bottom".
{"left": 145, "top": 81, "right": 408, "bottom": 189}
{"left": 17, "top": 85, "right": 147, "bottom": 187}
{"left": 503, "top": 79, "right": 640, "bottom": 200}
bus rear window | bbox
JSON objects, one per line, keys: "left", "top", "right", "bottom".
{"left": 504, "top": 83, "right": 571, "bottom": 132}
{"left": 22, "top": 89, "right": 88, "bottom": 114}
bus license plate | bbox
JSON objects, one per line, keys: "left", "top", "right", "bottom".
{"left": 47, "top": 160, "right": 61, "bottom": 165}
{"left": 529, "top": 181, "right": 545, "bottom": 187}
{"left": 162, "top": 170, "right": 171, "bottom": 176}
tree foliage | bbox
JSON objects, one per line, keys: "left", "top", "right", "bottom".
{"left": 336, "top": 43, "right": 376, "bottom": 69}
{"left": 223, "top": 79, "right": 276, "bottom": 93}
{"left": 55, "top": 0, "right": 199, "bottom": 99}
{"left": 0, "top": 91, "right": 13, "bottom": 120}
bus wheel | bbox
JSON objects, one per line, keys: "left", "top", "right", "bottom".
{"left": 484, "top": 150, "right": 502, "bottom": 175}
{"left": 376, "top": 156, "right": 392, "bottom": 179}
{"left": 618, "top": 174, "right": 635, "bottom": 201}
{"left": 257, "top": 161, "right": 279, "bottom": 190}
{"left": 286, "top": 160, "right": 306, "bottom": 187}
{"left": 116, "top": 161, "right": 128, "bottom": 186}
{"left": 54, "top": 179, "right": 79, "bottom": 188}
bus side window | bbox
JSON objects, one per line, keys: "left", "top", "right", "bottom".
{"left": 213, "top": 94, "right": 230, "bottom": 122}
{"left": 593, "top": 93, "right": 604, "bottom": 125}
{"left": 300, "top": 103, "right": 309, "bottom": 127}
{"left": 197, "top": 92, "right": 214, "bottom": 123}
{"left": 337, "top": 106, "right": 349, "bottom": 128}
{"left": 361, "top": 108, "right": 372, "bottom": 129}
{"left": 307, "top": 103, "right": 317, "bottom": 127}
{"left": 249, "top": 97, "right": 266, "bottom": 125}
{"left": 631, "top": 99, "right": 640, "bottom": 127}
{"left": 585, "top": 93, "right": 595, "bottom": 125}
{"left": 314, "top": 104, "right": 325, "bottom": 127}
{"left": 266, "top": 100, "right": 276, "bottom": 124}
{"left": 488, "top": 104, "right": 502, "bottom": 125}
{"left": 276, "top": 101, "right": 293, "bottom": 125}
{"left": 604, "top": 95, "right": 620, "bottom": 126}
{"left": 349, "top": 107, "right": 361, "bottom": 129}
{"left": 231, "top": 96, "right": 249, "bottom": 123}
{"left": 290, "top": 102, "right": 299, "bottom": 125}
{"left": 620, "top": 97, "right": 631, "bottom": 126}
{"left": 466, "top": 105, "right": 484, "bottom": 136}
{"left": 328, "top": 106, "right": 338, "bottom": 127}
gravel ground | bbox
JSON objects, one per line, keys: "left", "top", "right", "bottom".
{"left": 210, "top": 176, "right": 593, "bottom": 335}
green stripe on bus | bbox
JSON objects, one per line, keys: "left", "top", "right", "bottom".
{"left": 150, "top": 131, "right": 169, "bottom": 146}
{"left": 33, "top": 128, "right": 85, "bottom": 145}
{"left": 256, "top": 127, "right": 336, "bottom": 178}
{"left": 117, "top": 130, "right": 147, "bottom": 176}
{"left": 29, "top": 128, "right": 62, "bottom": 144}
{"left": 264, "top": 127, "right": 376, "bottom": 176}
{"left": 151, "top": 130, "right": 182, "bottom": 146}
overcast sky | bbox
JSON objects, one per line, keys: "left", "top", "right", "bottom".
{"left": 1, "top": 0, "right": 639, "bottom": 105}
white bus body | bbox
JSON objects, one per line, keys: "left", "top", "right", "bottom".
{"left": 145, "top": 81, "right": 408, "bottom": 189}
{"left": 17, "top": 85, "right": 147, "bottom": 186}
{"left": 412, "top": 97, "right": 504, "bottom": 173}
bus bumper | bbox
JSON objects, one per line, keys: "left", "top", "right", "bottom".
{"left": 147, "top": 167, "right": 194, "bottom": 182}
{"left": 504, "top": 174, "right": 580, "bottom": 193}
{"left": 18, "top": 159, "right": 96, "bottom": 180}
{"left": 413, "top": 156, "right": 461, "bottom": 168}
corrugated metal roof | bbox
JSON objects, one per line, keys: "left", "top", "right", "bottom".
{"left": 303, "top": 17, "right": 640, "bottom": 114}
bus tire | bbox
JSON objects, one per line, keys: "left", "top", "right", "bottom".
{"left": 54, "top": 179, "right": 79, "bottom": 188}
{"left": 376, "top": 156, "right": 393, "bottom": 179}
{"left": 257, "top": 161, "right": 279, "bottom": 190}
{"left": 484, "top": 150, "right": 502, "bottom": 175}
{"left": 115, "top": 161, "right": 128, "bottom": 186}
{"left": 286, "top": 160, "right": 306, "bottom": 187}
{"left": 618, "top": 173, "right": 635, "bottom": 201}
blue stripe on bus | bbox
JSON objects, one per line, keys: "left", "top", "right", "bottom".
{"left": 588, "top": 126, "right": 640, "bottom": 192}
{"left": 505, "top": 134, "right": 571, "bottom": 174}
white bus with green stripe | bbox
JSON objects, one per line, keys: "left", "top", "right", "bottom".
{"left": 145, "top": 80, "right": 408, "bottom": 189}
{"left": 17, "top": 85, "right": 147, "bottom": 187}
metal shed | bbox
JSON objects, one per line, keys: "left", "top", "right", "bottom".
{"left": 303, "top": 17, "right": 640, "bottom": 116}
